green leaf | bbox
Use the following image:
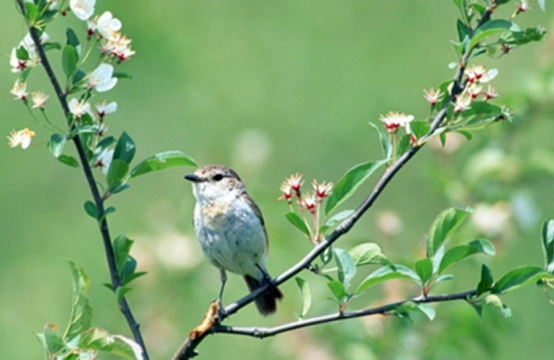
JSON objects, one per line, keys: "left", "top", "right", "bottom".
{"left": 325, "top": 160, "right": 387, "bottom": 215}
{"left": 541, "top": 219, "right": 554, "bottom": 273}
{"left": 327, "top": 280, "right": 346, "bottom": 303}
{"left": 439, "top": 239, "right": 495, "bottom": 273}
{"left": 334, "top": 248, "right": 356, "bottom": 289}
{"left": 456, "top": 129, "right": 473, "bottom": 140}
{"left": 113, "top": 71, "right": 135, "bottom": 80}
{"left": 113, "top": 235, "right": 134, "bottom": 276}
{"left": 121, "top": 271, "right": 147, "bottom": 286}
{"left": 355, "top": 265, "right": 420, "bottom": 294}
{"left": 107, "top": 159, "right": 129, "bottom": 189}
{"left": 64, "top": 261, "right": 93, "bottom": 340}
{"left": 503, "top": 26, "right": 547, "bottom": 46}
{"left": 24, "top": 2, "right": 40, "bottom": 22}
{"left": 325, "top": 210, "right": 354, "bottom": 227}
{"left": 58, "top": 154, "right": 80, "bottom": 168}
{"left": 457, "top": 19, "right": 471, "bottom": 42}
{"left": 284, "top": 212, "right": 310, "bottom": 236}
{"left": 84, "top": 200, "right": 99, "bottom": 220}
{"left": 48, "top": 134, "right": 67, "bottom": 158}
{"left": 121, "top": 256, "right": 138, "bottom": 280}
{"left": 16, "top": 45, "right": 29, "bottom": 60}
{"left": 295, "top": 277, "right": 312, "bottom": 319}
{"left": 79, "top": 328, "right": 143, "bottom": 359}
{"left": 113, "top": 132, "right": 136, "bottom": 165}
{"left": 410, "top": 120, "right": 430, "bottom": 140}
{"left": 348, "top": 242, "right": 389, "bottom": 266}
{"left": 396, "top": 134, "right": 411, "bottom": 157}
{"left": 42, "top": 324, "right": 65, "bottom": 354}
{"left": 427, "top": 208, "right": 470, "bottom": 257}
{"left": 485, "top": 294, "right": 512, "bottom": 318}
{"left": 394, "top": 301, "right": 436, "bottom": 322}
{"left": 436, "top": 274, "right": 454, "bottom": 284}
{"left": 414, "top": 258, "right": 434, "bottom": 285}
{"left": 369, "top": 122, "right": 392, "bottom": 160}
{"left": 477, "top": 264, "right": 494, "bottom": 296}
{"left": 66, "top": 28, "right": 80, "bottom": 48}
{"left": 491, "top": 266, "right": 552, "bottom": 294}
{"left": 470, "top": 20, "right": 520, "bottom": 50}
{"left": 129, "top": 151, "right": 197, "bottom": 179}
{"left": 62, "top": 45, "right": 78, "bottom": 79}
{"left": 116, "top": 286, "right": 133, "bottom": 303}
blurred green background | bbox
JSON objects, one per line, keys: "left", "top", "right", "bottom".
{"left": 2, "top": 1, "right": 554, "bottom": 359}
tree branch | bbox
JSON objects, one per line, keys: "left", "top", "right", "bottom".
{"left": 213, "top": 289, "right": 478, "bottom": 338}
{"left": 16, "top": 2, "right": 149, "bottom": 358}
{"left": 172, "top": 4, "right": 500, "bottom": 359}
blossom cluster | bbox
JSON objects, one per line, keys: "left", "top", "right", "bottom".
{"left": 453, "top": 64, "right": 499, "bottom": 113}
{"left": 279, "top": 173, "right": 333, "bottom": 243}
{"left": 7, "top": 0, "right": 133, "bottom": 170}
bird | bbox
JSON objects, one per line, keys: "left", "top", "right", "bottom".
{"left": 184, "top": 165, "right": 283, "bottom": 316}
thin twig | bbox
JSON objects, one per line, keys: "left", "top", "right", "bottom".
{"left": 15, "top": 2, "right": 149, "bottom": 358}
{"left": 213, "top": 289, "right": 478, "bottom": 338}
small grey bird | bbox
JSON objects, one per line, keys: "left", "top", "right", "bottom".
{"left": 184, "top": 165, "right": 283, "bottom": 316}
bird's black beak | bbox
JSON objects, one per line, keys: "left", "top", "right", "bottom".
{"left": 184, "top": 174, "right": 201, "bottom": 182}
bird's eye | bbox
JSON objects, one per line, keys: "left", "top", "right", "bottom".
{"left": 213, "top": 174, "right": 224, "bottom": 182}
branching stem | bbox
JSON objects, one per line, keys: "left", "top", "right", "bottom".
{"left": 16, "top": 1, "right": 149, "bottom": 358}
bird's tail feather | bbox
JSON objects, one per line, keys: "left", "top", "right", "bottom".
{"left": 244, "top": 275, "right": 283, "bottom": 316}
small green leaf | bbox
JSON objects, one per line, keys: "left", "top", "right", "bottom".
{"left": 348, "top": 243, "right": 387, "bottom": 266}
{"left": 325, "top": 210, "right": 354, "bottom": 227}
{"left": 113, "top": 132, "right": 136, "bottom": 165}
{"left": 79, "top": 329, "right": 143, "bottom": 359}
{"left": 439, "top": 239, "right": 495, "bottom": 273}
{"left": 470, "top": 20, "right": 520, "bottom": 50}
{"left": 457, "top": 19, "right": 471, "bottom": 42}
{"left": 427, "top": 208, "right": 470, "bottom": 257}
{"left": 436, "top": 274, "right": 454, "bottom": 284}
{"left": 355, "top": 265, "right": 420, "bottom": 294}
{"left": 121, "top": 256, "right": 138, "bottom": 280}
{"left": 121, "top": 271, "right": 148, "bottom": 286}
{"left": 114, "top": 235, "right": 134, "bottom": 275}
{"left": 491, "top": 266, "right": 552, "bottom": 294}
{"left": 42, "top": 324, "right": 65, "bottom": 354}
{"left": 369, "top": 122, "right": 392, "bottom": 160}
{"left": 16, "top": 45, "right": 29, "bottom": 60}
{"left": 477, "top": 264, "right": 494, "bottom": 296}
{"left": 414, "top": 258, "right": 434, "bottom": 285}
{"left": 334, "top": 248, "right": 356, "bottom": 289}
{"left": 396, "top": 134, "right": 411, "bottom": 157}
{"left": 129, "top": 151, "right": 197, "bottom": 179}
{"left": 394, "top": 301, "right": 436, "bottom": 321}
{"left": 456, "top": 129, "right": 473, "bottom": 140}
{"left": 107, "top": 159, "right": 129, "bottom": 189}
{"left": 116, "top": 286, "right": 133, "bottom": 303}
{"left": 485, "top": 294, "right": 512, "bottom": 318}
{"left": 325, "top": 160, "right": 387, "bottom": 215}
{"left": 64, "top": 261, "right": 93, "bottom": 340}
{"left": 284, "top": 212, "right": 310, "bottom": 236}
{"left": 48, "top": 134, "right": 67, "bottom": 158}
{"left": 410, "top": 120, "right": 430, "bottom": 140}
{"left": 295, "top": 277, "right": 312, "bottom": 319}
{"left": 66, "top": 28, "right": 80, "bottom": 48}
{"left": 24, "top": 2, "right": 40, "bottom": 22}
{"left": 327, "top": 280, "right": 346, "bottom": 303}
{"left": 113, "top": 71, "right": 135, "bottom": 80}
{"left": 84, "top": 200, "right": 99, "bottom": 220}
{"left": 541, "top": 219, "right": 554, "bottom": 273}
{"left": 62, "top": 44, "right": 78, "bottom": 79}
{"left": 58, "top": 154, "right": 80, "bottom": 168}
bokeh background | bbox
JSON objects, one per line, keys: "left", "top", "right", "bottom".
{"left": 2, "top": 1, "right": 554, "bottom": 359}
